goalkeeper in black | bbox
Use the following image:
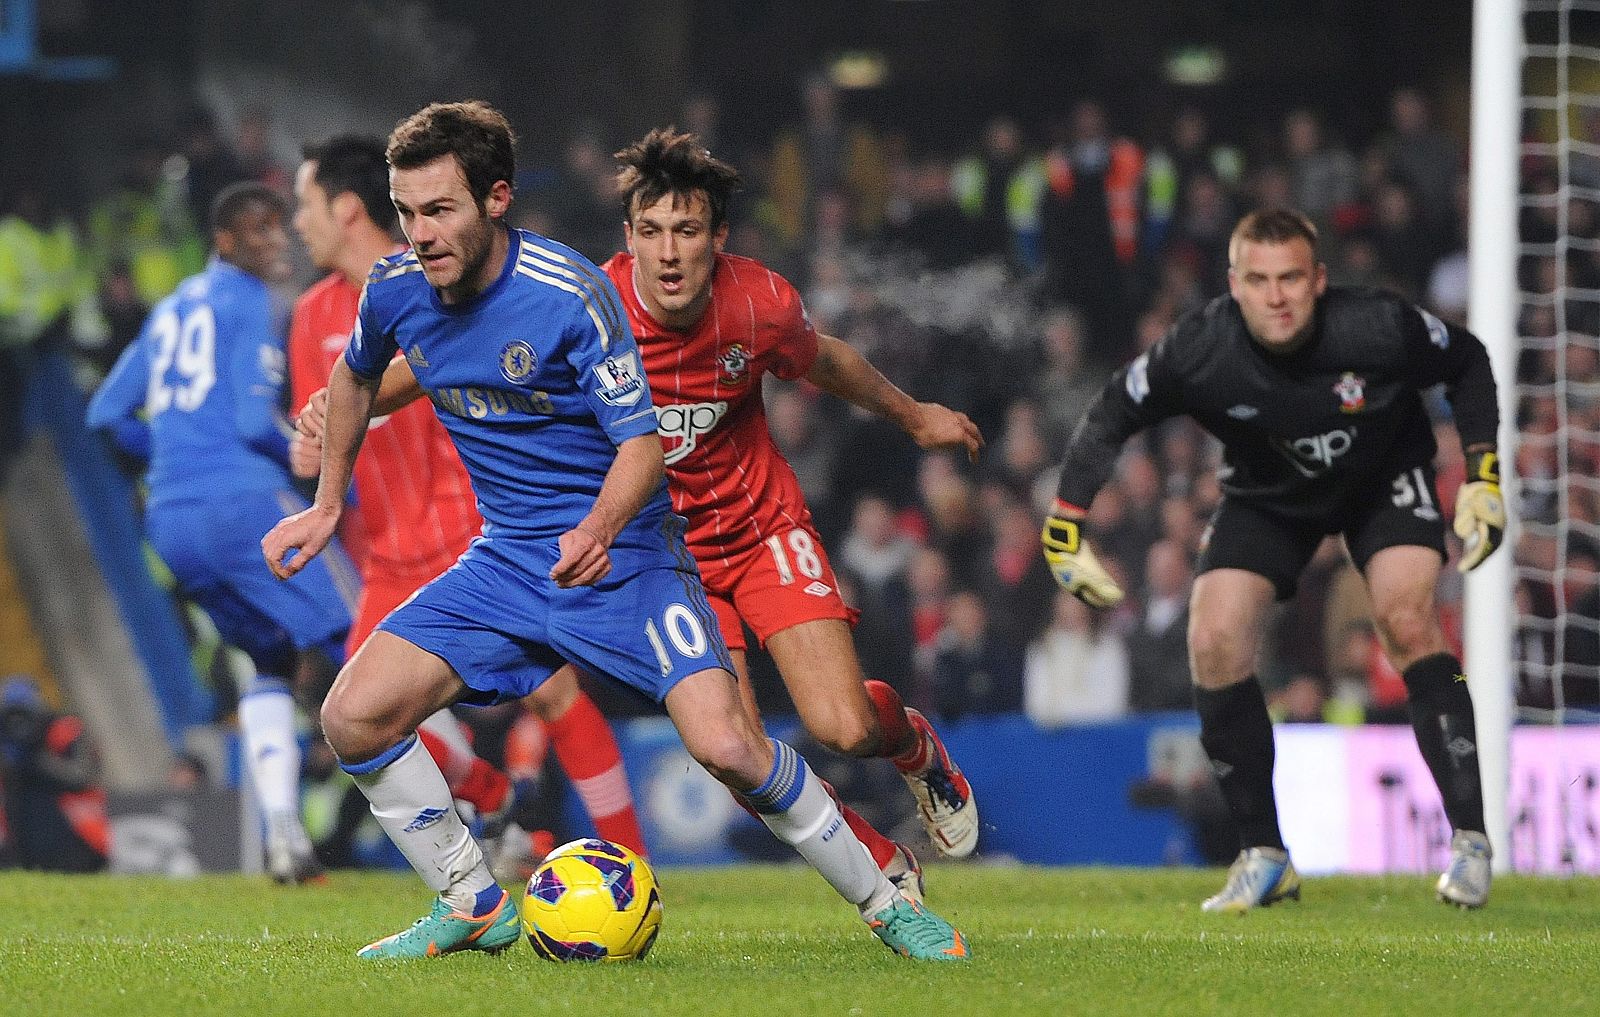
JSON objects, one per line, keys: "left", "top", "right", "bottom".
{"left": 1041, "top": 210, "right": 1505, "bottom": 911}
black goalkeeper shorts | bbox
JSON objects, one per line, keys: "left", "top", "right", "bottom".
{"left": 1197, "top": 462, "right": 1447, "bottom": 601}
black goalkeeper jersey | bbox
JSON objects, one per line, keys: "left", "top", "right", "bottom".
{"left": 1056, "top": 286, "right": 1500, "bottom": 521}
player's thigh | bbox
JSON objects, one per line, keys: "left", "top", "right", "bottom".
{"left": 1345, "top": 464, "right": 1450, "bottom": 665}
{"left": 764, "top": 618, "right": 878, "bottom": 753}
{"left": 1187, "top": 569, "right": 1279, "bottom": 688}
{"left": 524, "top": 662, "right": 582, "bottom": 721}
{"left": 662, "top": 664, "right": 770, "bottom": 787}
{"left": 379, "top": 544, "right": 566, "bottom": 707}
{"left": 550, "top": 564, "right": 734, "bottom": 705}
{"left": 1361, "top": 545, "right": 1448, "bottom": 666}
{"left": 1191, "top": 499, "right": 1313, "bottom": 687}
{"left": 325, "top": 629, "right": 465, "bottom": 748}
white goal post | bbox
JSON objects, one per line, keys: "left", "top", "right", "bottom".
{"left": 1467, "top": 0, "right": 1522, "bottom": 874}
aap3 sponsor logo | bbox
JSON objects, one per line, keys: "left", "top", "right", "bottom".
{"left": 656, "top": 401, "right": 729, "bottom": 465}
{"left": 1273, "top": 426, "right": 1357, "bottom": 477}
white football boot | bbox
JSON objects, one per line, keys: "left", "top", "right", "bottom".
{"left": 1436, "top": 830, "right": 1492, "bottom": 909}
{"left": 1201, "top": 846, "right": 1301, "bottom": 913}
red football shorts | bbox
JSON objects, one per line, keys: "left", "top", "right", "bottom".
{"left": 697, "top": 524, "right": 860, "bottom": 652}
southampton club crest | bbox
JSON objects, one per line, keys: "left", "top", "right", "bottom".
{"left": 1333, "top": 371, "right": 1366, "bottom": 414}
{"left": 717, "top": 343, "right": 751, "bottom": 386}
{"left": 500, "top": 340, "right": 538, "bottom": 385}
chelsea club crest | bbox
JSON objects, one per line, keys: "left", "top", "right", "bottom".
{"left": 500, "top": 340, "right": 538, "bottom": 384}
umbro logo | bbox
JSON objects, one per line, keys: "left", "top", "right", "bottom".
{"left": 1445, "top": 737, "right": 1477, "bottom": 761}
{"left": 1227, "top": 405, "right": 1259, "bottom": 420}
{"left": 403, "top": 806, "right": 448, "bottom": 832}
{"left": 803, "top": 581, "right": 833, "bottom": 597}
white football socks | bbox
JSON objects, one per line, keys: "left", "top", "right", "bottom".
{"left": 744, "top": 739, "right": 897, "bottom": 917}
{"left": 237, "top": 680, "right": 302, "bottom": 830}
{"left": 341, "top": 734, "right": 497, "bottom": 911}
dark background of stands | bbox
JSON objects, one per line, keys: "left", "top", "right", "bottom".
{"left": 5, "top": 1, "right": 1470, "bottom": 197}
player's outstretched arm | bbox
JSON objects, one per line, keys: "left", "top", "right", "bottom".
{"left": 1040, "top": 499, "right": 1124, "bottom": 608}
{"left": 551, "top": 433, "right": 666, "bottom": 589}
{"left": 805, "top": 333, "right": 983, "bottom": 463}
{"left": 263, "top": 358, "right": 378, "bottom": 579}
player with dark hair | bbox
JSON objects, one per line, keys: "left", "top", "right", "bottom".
{"left": 288, "top": 135, "right": 647, "bottom": 861}
{"left": 88, "top": 180, "right": 359, "bottom": 884}
{"left": 1041, "top": 208, "right": 1504, "bottom": 911}
{"left": 264, "top": 101, "right": 967, "bottom": 961}
{"left": 602, "top": 127, "right": 983, "bottom": 878}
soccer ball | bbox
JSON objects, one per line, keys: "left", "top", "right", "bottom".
{"left": 521, "top": 838, "right": 662, "bottom": 962}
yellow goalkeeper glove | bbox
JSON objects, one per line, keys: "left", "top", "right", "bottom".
{"left": 1041, "top": 505, "right": 1124, "bottom": 608}
{"left": 1454, "top": 450, "right": 1506, "bottom": 573}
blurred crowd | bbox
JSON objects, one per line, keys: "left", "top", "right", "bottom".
{"left": 1, "top": 78, "right": 1593, "bottom": 742}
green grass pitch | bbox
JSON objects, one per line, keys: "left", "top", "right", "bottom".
{"left": 3, "top": 866, "right": 1597, "bottom": 1016}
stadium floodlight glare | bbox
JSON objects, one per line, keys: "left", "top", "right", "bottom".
{"left": 1162, "top": 45, "right": 1227, "bottom": 86}
{"left": 829, "top": 51, "right": 889, "bottom": 89}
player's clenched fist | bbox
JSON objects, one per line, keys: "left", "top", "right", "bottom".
{"left": 1040, "top": 501, "right": 1124, "bottom": 608}
{"left": 262, "top": 503, "right": 341, "bottom": 580}
{"left": 1454, "top": 450, "right": 1506, "bottom": 574}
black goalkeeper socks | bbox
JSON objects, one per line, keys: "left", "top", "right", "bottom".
{"left": 1195, "top": 677, "right": 1286, "bottom": 852}
{"left": 1401, "top": 652, "right": 1486, "bottom": 835}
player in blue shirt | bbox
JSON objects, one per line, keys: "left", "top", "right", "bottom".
{"left": 262, "top": 101, "right": 967, "bottom": 962}
{"left": 88, "top": 182, "right": 357, "bottom": 884}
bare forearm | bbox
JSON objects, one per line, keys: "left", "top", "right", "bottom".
{"left": 315, "top": 359, "right": 379, "bottom": 513}
{"left": 806, "top": 333, "right": 919, "bottom": 431}
{"left": 580, "top": 433, "right": 666, "bottom": 546}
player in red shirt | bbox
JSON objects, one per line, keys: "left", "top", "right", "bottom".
{"left": 287, "top": 136, "right": 644, "bottom": 860}
{"left": 597, "top": 128, "right": 984, "bottom": 886}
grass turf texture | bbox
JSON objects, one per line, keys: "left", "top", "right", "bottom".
{"left": 3, "top": 866, "right": 1596, "bottom": 1016}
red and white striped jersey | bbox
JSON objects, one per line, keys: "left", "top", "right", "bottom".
{"left": 288, "top": 271, "right": 480, "bottom": 582}
{"left": 603, "top": 252, "right": 820, "bottom": 566}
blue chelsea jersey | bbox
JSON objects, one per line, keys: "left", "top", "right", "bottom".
{"left": 345, "top": 228, "right": 669, "bottom": 547}
{"left": 88, "top": 258, "right": 295, "bottom": 507}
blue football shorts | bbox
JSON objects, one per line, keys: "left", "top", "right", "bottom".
{"left": 148, "top": 488, "right": 358, "bottom": 674}
{"left": 378, "top": 531, "right": 734, "bottom": 705}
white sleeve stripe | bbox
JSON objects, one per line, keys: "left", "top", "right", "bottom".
{"left": 613, "top": 406, "right": 658, "bottom": 426}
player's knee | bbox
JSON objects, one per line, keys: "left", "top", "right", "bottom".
{"left": 319, "top": 681, "right": 391, "bottom": 763}
{"left": 318, "top": 692, "right": 358, "bottom": 759}
{"left": 1374, "top": 603, "right": 1442, "bottom": 664}
{"left": 683, "top": 722, "right": 767, "bottom": 787}
{"left": 812, "top": 711, "right": 879, "bottom": 758}
{"left": 1189, "top": 623, "right": 1252, "bottom": 686}
{"left": 688, "top": 736, "right": 757, "bottom": 786}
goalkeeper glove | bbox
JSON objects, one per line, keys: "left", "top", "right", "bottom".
{"left": 1454, "top": 450, "right": 1506, "bottom": 573}
{"left": 1041, "top": 503, "right": 1124, "bottom": 608}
